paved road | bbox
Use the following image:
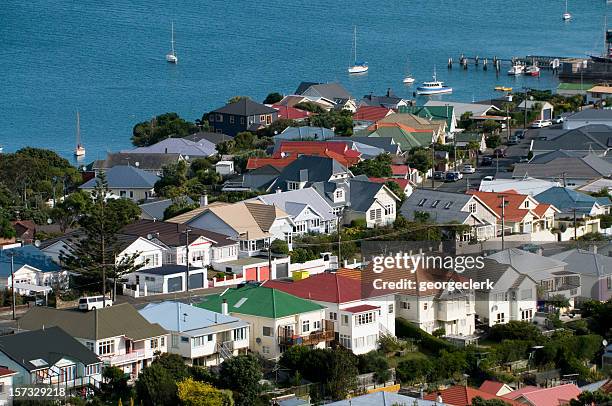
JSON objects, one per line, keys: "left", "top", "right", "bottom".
{"left": 115, "top": 286, "right": 229, "bottom": 309}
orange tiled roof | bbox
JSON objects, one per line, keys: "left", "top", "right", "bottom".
{"left": 467, "top": 190, "right": 546, "bottom": 222}
{"left": 424, "top": 385, "right": 523, "bottom": 406}
{"left": 273, "top": 141, "right": 362, "bottom": 166}
{"left": 246, "top": 156, "right": 297, "bottom": 170}
{"left": 353, "top": 106, "right": 394, "bottom": 121}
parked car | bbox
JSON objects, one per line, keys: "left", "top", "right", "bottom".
{"left": 482, "top": 175, "right": 494, "bottom": 182}
{"left": 461, "top": 164, "right": 476, "bottom": 174}
{"left": 530, "top": 119, "right": 552, "bottom": 128}
{"left": 519, "top": 156, "right": 530, "bottom": 163}
{"left": 507, "top": 135, "right": 519, "bottom": 145}
{"left": 514, "top": 129, "right": 526, "bottom": 139}
{"left": 445, "top": 171, "right": 463, "bottom": 182}
{"left": 553, "top": 116, "right": 564, "bottom": 124}
{"left": 433, "top": 171, "right": 446, "bottom": 181}
{"left": 494, "top": 148, "right": 506, "bottom": 158}
{"left": 481, "top": 156, "right": 493, "bottom": 166}
{"left": 78, "top": 295, "right": 113, "bottom": 311}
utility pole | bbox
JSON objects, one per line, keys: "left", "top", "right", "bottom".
{"left": 183, "top": 228, "right": 191, "bottom": 292}
{"left": 337, "top": 209, "right": 342, "bottom": 268}
{"left": 431, "top": 144, "right": 436, "bottom": 189}
{"left": 523, "top": 88, "right": 529, "bottom": 130}
{"left": 498, "top": 195, "right": 506, "bottom": 250}
{"left": 573, "top": 207, "right": 578, "bottom": 242}
{"left": 506, "top": 104, "right": 511, "bottom": 141}
{"left": 7, "top": 252, "right": 16, "bottom": 320}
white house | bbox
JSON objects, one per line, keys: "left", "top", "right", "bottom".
{"left": 124, "top": 265, "right": 208, "bottom": 294}
{"left": 79, "top": 165, "right": 159, "bottom": 202}
{"left": 0, "top": 245, "right": 67, "bottom": 294}
{"left": 551, "top": 247, "right": 612, "bottom": 302}
{"left": 139, "top": 301, "right": 249, "bottom": 366}
{"left": 563, "top": 108, "right": 612, "bottom": 129}
{"left": 18, "top": 304, "right": 169, "bottom": 381}
{"left": 215, "top": 161, "right": 235, "bottom": 176}
{"left": 197, "top": 285, "right": 331, "bottom": 360}
{"left": 266, "top": 273, "right": 397, "bottom": 355}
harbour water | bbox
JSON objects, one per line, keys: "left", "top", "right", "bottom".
{"left": 0, "top": 0, "right": 608, "bottom": 161}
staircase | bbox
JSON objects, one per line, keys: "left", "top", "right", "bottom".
{"left": 216, "top": 341, "right": 234, "bottom": 360}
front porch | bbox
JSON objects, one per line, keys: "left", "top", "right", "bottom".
{"left": 278, "top": 320, "right": 335, "bottom": 347}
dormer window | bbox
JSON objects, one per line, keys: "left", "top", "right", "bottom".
{"left": 287, "top": 181, "right": 301, "bottom": 190}
{"left": 334, "top": 189, "right": 345, "bottom": 202}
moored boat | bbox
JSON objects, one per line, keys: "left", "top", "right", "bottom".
{"left": 416, "top": 68, "right": 452, "bottom": 95}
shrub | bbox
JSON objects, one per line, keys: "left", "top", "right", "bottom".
{"left": 395, "top": 318, "right": 454, "bottom": 353}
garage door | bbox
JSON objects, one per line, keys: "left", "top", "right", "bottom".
{"left": 167, "top": 276, "right": 183, "bottom": 292}
{"left": 276, "top": 263, "right": 288, "bottom": 278}
{"left": 189, "top": 273, "right": 204, "bottom": 289}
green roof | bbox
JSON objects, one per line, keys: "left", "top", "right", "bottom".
{"left": 196, "top": 284, "right": 324, "bottom": 319}
{"left": 369, "top": 126, "right": 430, "bottom": 150}
{"left": 557, "top": 83, "right": 594, "bottom": 91}
{"left": 454, "top": 133, "right": 483, "bottom": 143}
{"left": 400, "top": 105, "right": 454, "bottom": 129}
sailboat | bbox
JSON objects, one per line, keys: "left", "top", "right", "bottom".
{"left": 166, "top": 22, "right": 178, "bottom": 64}
{"left": 348, "top": 26, "right": 368, "bottom": 74}
{"left": 563, "top": 0, "right": 572, "bottom": 20}
{"left": 74, "top": 111, "right": 85, "bottom": 157}
{"left": 403, "top": 59, "right": 415, "bottom": 84}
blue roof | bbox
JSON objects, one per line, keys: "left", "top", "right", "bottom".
{"left": 0, "top": 245, "right": 60, "bottom": 276}
{"left": 276, "top": 126, "right": 336, "bottom": 141}
{"left": 80, "top": 165, "right": 159, "bottom": 189}
{"left": 535, "top": 187, "right": 603, "bottom": 214}
{"left": 125, "top": 137, "right": 216, "bottom": 157}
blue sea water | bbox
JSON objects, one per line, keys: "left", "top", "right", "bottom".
{"left": 0, "top": 0, "right": 608, "bottom": 162}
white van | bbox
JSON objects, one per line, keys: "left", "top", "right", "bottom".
{"left": 78, "top": 295, "right": 113, "bottom": 311}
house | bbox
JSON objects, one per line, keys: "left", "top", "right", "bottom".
{"left": 215, "top": 160, "right": 235, "bottom": 176}
{"left": 184, "top": 131, "right": 233, "bottom": 146}
{"left": 275, "top": 94, "right": 336, "bottom": 112}
{"left": 424, "top": 385, "right": 522, "bottom": 406}
{"left": 517, "top": 100, "right": 555, "bottom": 121}
{"left": 587, "top": 85, "right": 612, "bottom": 103}
{"left": 352, "top": 106, "right": 395, "bottom": 129}
{"left": 373, "top": 113, "right": 447, "bottom": 143}
{"left": 138, "top": 197, "right": 194, "bottom": 221}
{"left": 10, "top": 220, "right": 36, "bottom": 244}
{"left": 248, "top": 188, "right": 337, "bottom": 235}
{"left": 124, "top": 264, "right": 208, "bottom": 294}
{"left": 294, "top": 82, "right": 354, "bottom": 109}
{"left": 551, "top": 247, "right": 612, "bottom": 301}
{"left": 265, "top": 272, "right": 396, "bottom": 355}
{"left": 17, "top": 304, "right": 168, "bottom": 380}
{"left": 327, "top": 392, "right": 443, "bottom": 406}
{"left": 0, "top": 367, "right": 17, "bottom": 405}
{"left": 168, "top": 201, "right": 294, "bottom": 255}
{"left": 272, "top": 141, "right": 362, "bottom": 167}
{"left": 425, "top": 100, "right": 507, "bottom": 131}
{"left": 401, "top": 105, "right": 457, "bottom": 133}
{"left": 512, "top": 150, "right": 612, "bottom": 187}
{"left": 222, "top": 165, "right": 282, "bottom": 193}
{"left": 479, "top": 177, "right": 561, "bottom": 196}
{"left": 275, "top": 126, "right": 336, "bottom": 141}
{"left": 467, "top": 190, "right": 559, "bottom": 238}
{"left": 563, "top": 108, "right": 612, "bottom": 130}
{"left": 0, "top": 327, "right": 102, "bottom": 391}
{"left": 535, "top": 186, "right": 610, "bottom": 217}
{"left": 89, "top": 152, "right": 184, "bottom": 175}
{"left": 208, "top": 98, "right": 279, "bottom": 136}
{"left": 271, "top": 105, "right": 311, "bottom": 121}
{"left": 454, "top": 133, "right": 487, "bottom": 152}
{"left": 125, "top": 137, "right": 216, "bottom": 158}
{"left": 272, "top": 155, "right": 352, "bottom": 193}
{"left": 603, "top": 344, "right": 612, "bottom": 368}
{"left": 139, "top": 301, "right": 249, "bottom": 365}
{"left": 462, "top": 259, "right": 537, "bottom": 326}
{"left": 529, "top": 124, "right": 612, "bottom": 157}
{"left": 557, "top": 82, "right": 594, "bottom": 97}
{"left": 334, "top": 136, "right": 402, "bottom": 155}
{"left": 479, "top": 380, "right": 514, "bottom": 396}
{"left": 335, "top": 178, "right": 400, "bottom": 228}
{"left": 122, "top": 219, "right": 239, "bottom": 268}
{"left": 327, "top": 138, "right": 389, "bottom": 159}
{"left": 246, "top": 156, "right": 298, "bottom": 171}
{"left": 197, "top": 284, "right": 331, "bottom": 360}
{"left": 488, "top": 248, "right": 581, "bottom": 306}
{"left": 400, "top": 189, "right": 499, "bottom": 241}
{"left": 360, "top": 88, "right": 410, "bottom": 109}
{"left": 368, "top": 123, "right": 437, "bottom": 150}
{"left": 576, "top": 177, "right": 612, "bottom": 194}
{"left": 0, "top": 245, "right": 66, "bottom": 294}
{"left": 79, "top": 165, "right": 159, "bottom": 202}
{"left": 368, "top": 177, "right": 414, "bottom": 196}
{"left": 502, "top": 384, "right": 581, "bottom": 406}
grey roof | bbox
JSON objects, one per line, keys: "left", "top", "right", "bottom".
{"left": 479, "top": 177, "right": 561, "bottom": 196}
{"left": 400, "top": 189, "right": 475, "bottom": 224}
{"left": 328, "top": 139, "right": 386, "bottom": 158}
{"left": 137, "top": 265, "right": 201, "bottom": 276}
{"left": 0, "top": 327, "right": 101, "bottom": 372}
{"left": 577, "top": 177, "right": 612, "bottom": 193}
{"left": 122, "top": 218, "right": 235, "bottom": 247}
{"left": 337, "top": 136, "right": 401, "bottom": 154}
{"left": 361, "top": 89, "right": 405, "bottom": 108}
{"left": 91, "top": 152, "right": 182, "bottom": 172}
{"left": 251, "top": 188, "right": 336, "bottom": 221}
{"left": 513, "top": 151, "right": 612, "bottom": 179}
{"left": 454, "top": 133, "right": 485, "bottom": 143}
{"left": 224, "top": 165, "right": 281, "bottom": 192}
{"left": 348, "top": 178, "right": 390, "bottom": 212}
{"left": 566, "top": 109, "right": 612, "bottom": 121}
{"left": 211, "top": 98, "right": 277, "bottom": 116}
{"left": 139, "top": 198, "right": 189, "bottom": 220}
{"left": 531, "top": 125, "right": 612, "bottom": 152}
{"left": 80, "top": 165, "right": 159, "bottom": 189}
{"left": 184, "top": 131, "right": 233, "bottom": 145}
{"left": 461, "top": 259, "right": 519, "bottom": 290}
{"left": 425, "top": 100, "right": 497, "bottom": 117}
{"left": 535, "top": 187, "right": 603, "bottom": 215}
{"left": 294, "top": 82, "right": 352, "bottom": 101}
{"left": 487, "top": 248, "right": 569, "bottom": 282}
{"left": 274, "top": 156, "right": 348, "bottom": 189}
{"left": 275, "top": 126, "right": 336, "bottom": 141}
{"left": 551, "top": 248, "right": 612, "bottom": 277}
{"left": 326, "top": 392, "right": 444, "bottom": 406}
{"left": 18, "top": 303, "right": 167, "bottom": 341}
{"left": 139, "top": 301, "right": 248, "bottom": 336}
{"left": 125, "top": 137, "right": 216, "bottom": 157}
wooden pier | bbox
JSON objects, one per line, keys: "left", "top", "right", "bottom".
{"left": 448, "top": 54, "right": 567, "bottom": 72}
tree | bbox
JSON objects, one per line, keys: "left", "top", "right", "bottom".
{"left": 258, "top": 118, "right": 298, "bottom": 138}
{"left": 269, "top": 239, "right": 289, "bottom": 255}
{"left": 350, "top": 154, "right": 392, "bottom": 178}
{"left": 100, "top": 366, "right": 129, "bottom": 401}
{"left": 482, "top": 120, "right": 501, "bottom": 134}
{"left": 263, "top": 92, "right": 283, "bottom": 105}
{"left": 0, "top": 216, "right": 15, "bottom": 239}
{"left": 216, "top": 140, "right": 235, "bottom": 156}
{"left": 385, "top": 181, "right": 406, "bottom": 203}
{"left": 218, "top": 354, "right": 262, "bottom": 406}
{"left": 471, "top": 397, "right": 512, "bottom": 406}
{"left": 177, "top": 378, "right": 234, "bottom": 406}
{"left": 547, "top": 294, "right": 570, "bottom": 309}
{"left": 233, "top": 132, "right": 255, "bottom": 151}
{"left": 132, "top": 113, "right": 198, "bottom": 147}
{"left": 294, "top": 101, "right": 325, "bottom": 114}
{"left": 489, "top": 321, "right": 541, "bottom": 342}
{"left": 50, "top": 191, "right": 91, "bottom": 232}
{"left": 486, "top": 135, "right": 502, "bottom": 149}
{"left": 407, "top": 149, "right": 432, "bottom": 174}
{"left": 396, "top": 357, "right": 433, "bottom": 384}
{"left": 135, "top": 364, "right": 178, "bottom": 406}
{"left": 279, "top": 345, "right": 311, "bottom": 372}
{"left": 154, "top": 161, "right": 189, "bottom": 198}
{"left": 325, "top": 347, "right": 359, "bottom": 400}
{"left": 227, "top": 96, "right": 250, "bottom": 104}
{"left": 357, "top": 351, "right": 390, "bottom": 383}
{"left": 309, "top": 109, "right": 353, "bottom": 136}
{"left": 569, "top": 390, "right": 612, "bottom": 406}
{"left": 60, "top": 173, "right": 142, "bottom": 296}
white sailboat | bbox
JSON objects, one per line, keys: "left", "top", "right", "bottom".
{"left": 563, "top": 0, "right": 572, "bottom": 20}
{"left": 74, "top": 111, "right": 85, "bottom": 157}
{"left": 403, "top": 59, "right": 415, "bottom": 84}
{"left": 348, "top": 26, "right": 368, "bottom": 74}
{"left": 166, "top": 22, "right": 178, "bottom": 63}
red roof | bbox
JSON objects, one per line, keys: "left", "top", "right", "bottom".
{"left": 504, "top": 384, "right": 581, "bottom": 406}
{"left": 467, "top": 190, "right": 556, "bottom": 222}
{"left": 368, "top": 177, "right": 412, "bottom": 192}
{"left": 0, "top": 367, "right": 17, "bottom": 377}
{"left": 273, "top": 141, "right": 362, "bottom": 167}
{"left": 502, "top": 386, "right": 538, "bottom": 399}
{"left": 424, "top": 386, "right": 523, "bottom": 406}
{"left": 353, "top": 106, "right": 394, "bottom": 122}
{"left": 264, "top": 273, "right": 369, "bottom": 303}
{"left": 343, "top": 304, "right": 379, "bottom": 313}
{"left": 479, "top": 380, "right": 509, "bottom": 396}
{"left": 246, "top": 156, "right": 297, "bottom": 170}
{"left": 391, "top": 164, "right": 409, "bottom": 176}
{"left": 272, "top": 104, "right": 310, "bottom": 120}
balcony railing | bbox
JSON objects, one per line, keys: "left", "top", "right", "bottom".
{"left": 278, "top": 320, "right": 335, "bottom": 347}
{"left": 101, "top": 350, "right": 144, "bottom": 365}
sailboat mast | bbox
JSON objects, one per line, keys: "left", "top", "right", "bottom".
{"left": 353, "top": 26, "right": 357, "bottom": 63}
{"left": 171, "top": 22, "right": 175, "bottom": 54}
{"left": 76, "top": 111, "right": 81, "bottom": 148}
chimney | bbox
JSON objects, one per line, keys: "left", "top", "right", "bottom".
{"left": 165, "top": 147, "right": 168, "bottom": 154}
{"left": 199, "top": 194, "right": 208, "bottom": 207}
{"left": 221, "top": 299, "right": 228, "bottom": 315}
{"left": 276, "top": 187, "right": 281, "bottom": 194}
{"left": 436, "top": 393, "right": 443, "bottom": 403}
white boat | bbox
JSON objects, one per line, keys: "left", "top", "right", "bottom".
{"left": 416, "top": 68, "right": 452, "bottom": 95}
{"left": 563, "top": 0, "right": 572, "bottom": 20}
{"left": 0, "top": 146, "right": 3, "bottom": 154}
{"left": 74, "top": 111, "right": 85, "bottom": 157}
{"left": 348, "top": 26, "right": 368, "bottom": 74}
{"left": 508, "top": 63, "right": 525, "bottom": 75}
{"left": 166, "top": 22, "right": 178, "bottom": 64}
{"left": 525, "top": 64, "right": 540, "bottom": 76}
{"left": 403, "top": 59, "right": 415, "bottom": 84}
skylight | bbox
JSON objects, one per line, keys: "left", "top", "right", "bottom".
{"left": 234, "top": 297, "right": 248, "bottom": 308}
{"left": 29, "top": 359, "right": 48, "bottom": 367}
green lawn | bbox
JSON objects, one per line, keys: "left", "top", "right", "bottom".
{"left": 387, "top": 351, "right": 429, "bottom": 368}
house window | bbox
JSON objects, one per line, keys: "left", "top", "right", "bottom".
{"left": 355, "top": 312, "right": 375, "bottom": 326}
{"left": 98, "top": 340, "right": 115, "bottom": 355}
{"left": 335, "top": 189, "right": 344, "bottom": 201}
{"left": 341, "top": 314, "right": 349, "bottom": 325}
{"left": 119, "top": 191, "right": 127, "bottom": 197}
{"left": 329, "top": 312, "right": 337, "bottom": 320}
{"left": 287, "top": 181, "right": 300, "bottom": 190}
{"left": 375, "top": 209, "right": 382, "bottom": 219}
{"left": 524, "top": 200, "right": 530, "bottom": 208}
{"left": 496, "top": 313, "right": 505, "bottom": 323}
{"left": 339, "top": 334, "right": 351, "bottom": 348}
{"left": 385, "top": 204, "right": 394, "bottom": 215}
{"left": 310, "top": 218, "right": 320, "bottom": 228}
{"left": 233, "top": 327, "right": 247, "bottom": 341}
{"left": 263, "top": 326, "right": 272, "bottom": 337}
{"left": 313, "top": 320, "right": 321, "bottom": 330}
{"left": 444, "top": 202, "right": 453, "bottom": 209}
{"left": 142, "top": 254, "right": 159, "bottom": 267}
{"left": 229, "top": 115, "right": 235, "bottom": 124}
{"left": 607, "top": 276, "right": 612, "bottom": 290}
{"left": 418, "top": 199, "right": 427, "bottom": 207}
{"left": 260, "top": 115, "right": 266, "bottom": 122}
{"left": 266, "top": 115, "right": 272, "bottom": 125}
{"left": 354, "top": 336, "right": 365, "bottom": 348}
{"left": 171, "top": 334, "right": 179, "bottom": 348}
{"left": 424, "top": 302, "right": 428, "bottom": 310}
{"left": 85, "top": 342, "right": 94, "bottom": 352}
{"left": 240, "top": 117, "right": 245, "bottom": 124}
{"left": 150, "top": 338, "right": 159, "bottom": 349}
{"left": 401, "top": 301, "right": 410, "bottom": 310}
{"left": 216, "top": 114, "right": 223, "bottom": 122}
{"left": 302, "top": 320, "right": 310, "bottom": 333}
{"left": 520, "top": 289, "right": 533, "bottom": 300}
{"left": 129, "top": 191, "right": 134, "bottom": 198}
{"left": 369, "top": 210, "right": 376, "bottom": 220}
{"left": 181, "top": 336, "right": 189, "bottom": 343}
{"left": 388, "top": 304, "right": 394, "bottom": 313}
{"left": 262, "top": 346, "right": 270, "bottom": 354}
{"left": 85, "top": 364, "right": 101, "bottom": 376}
{"left": 468, "top": 203, "right": 477, "bottom": 213}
